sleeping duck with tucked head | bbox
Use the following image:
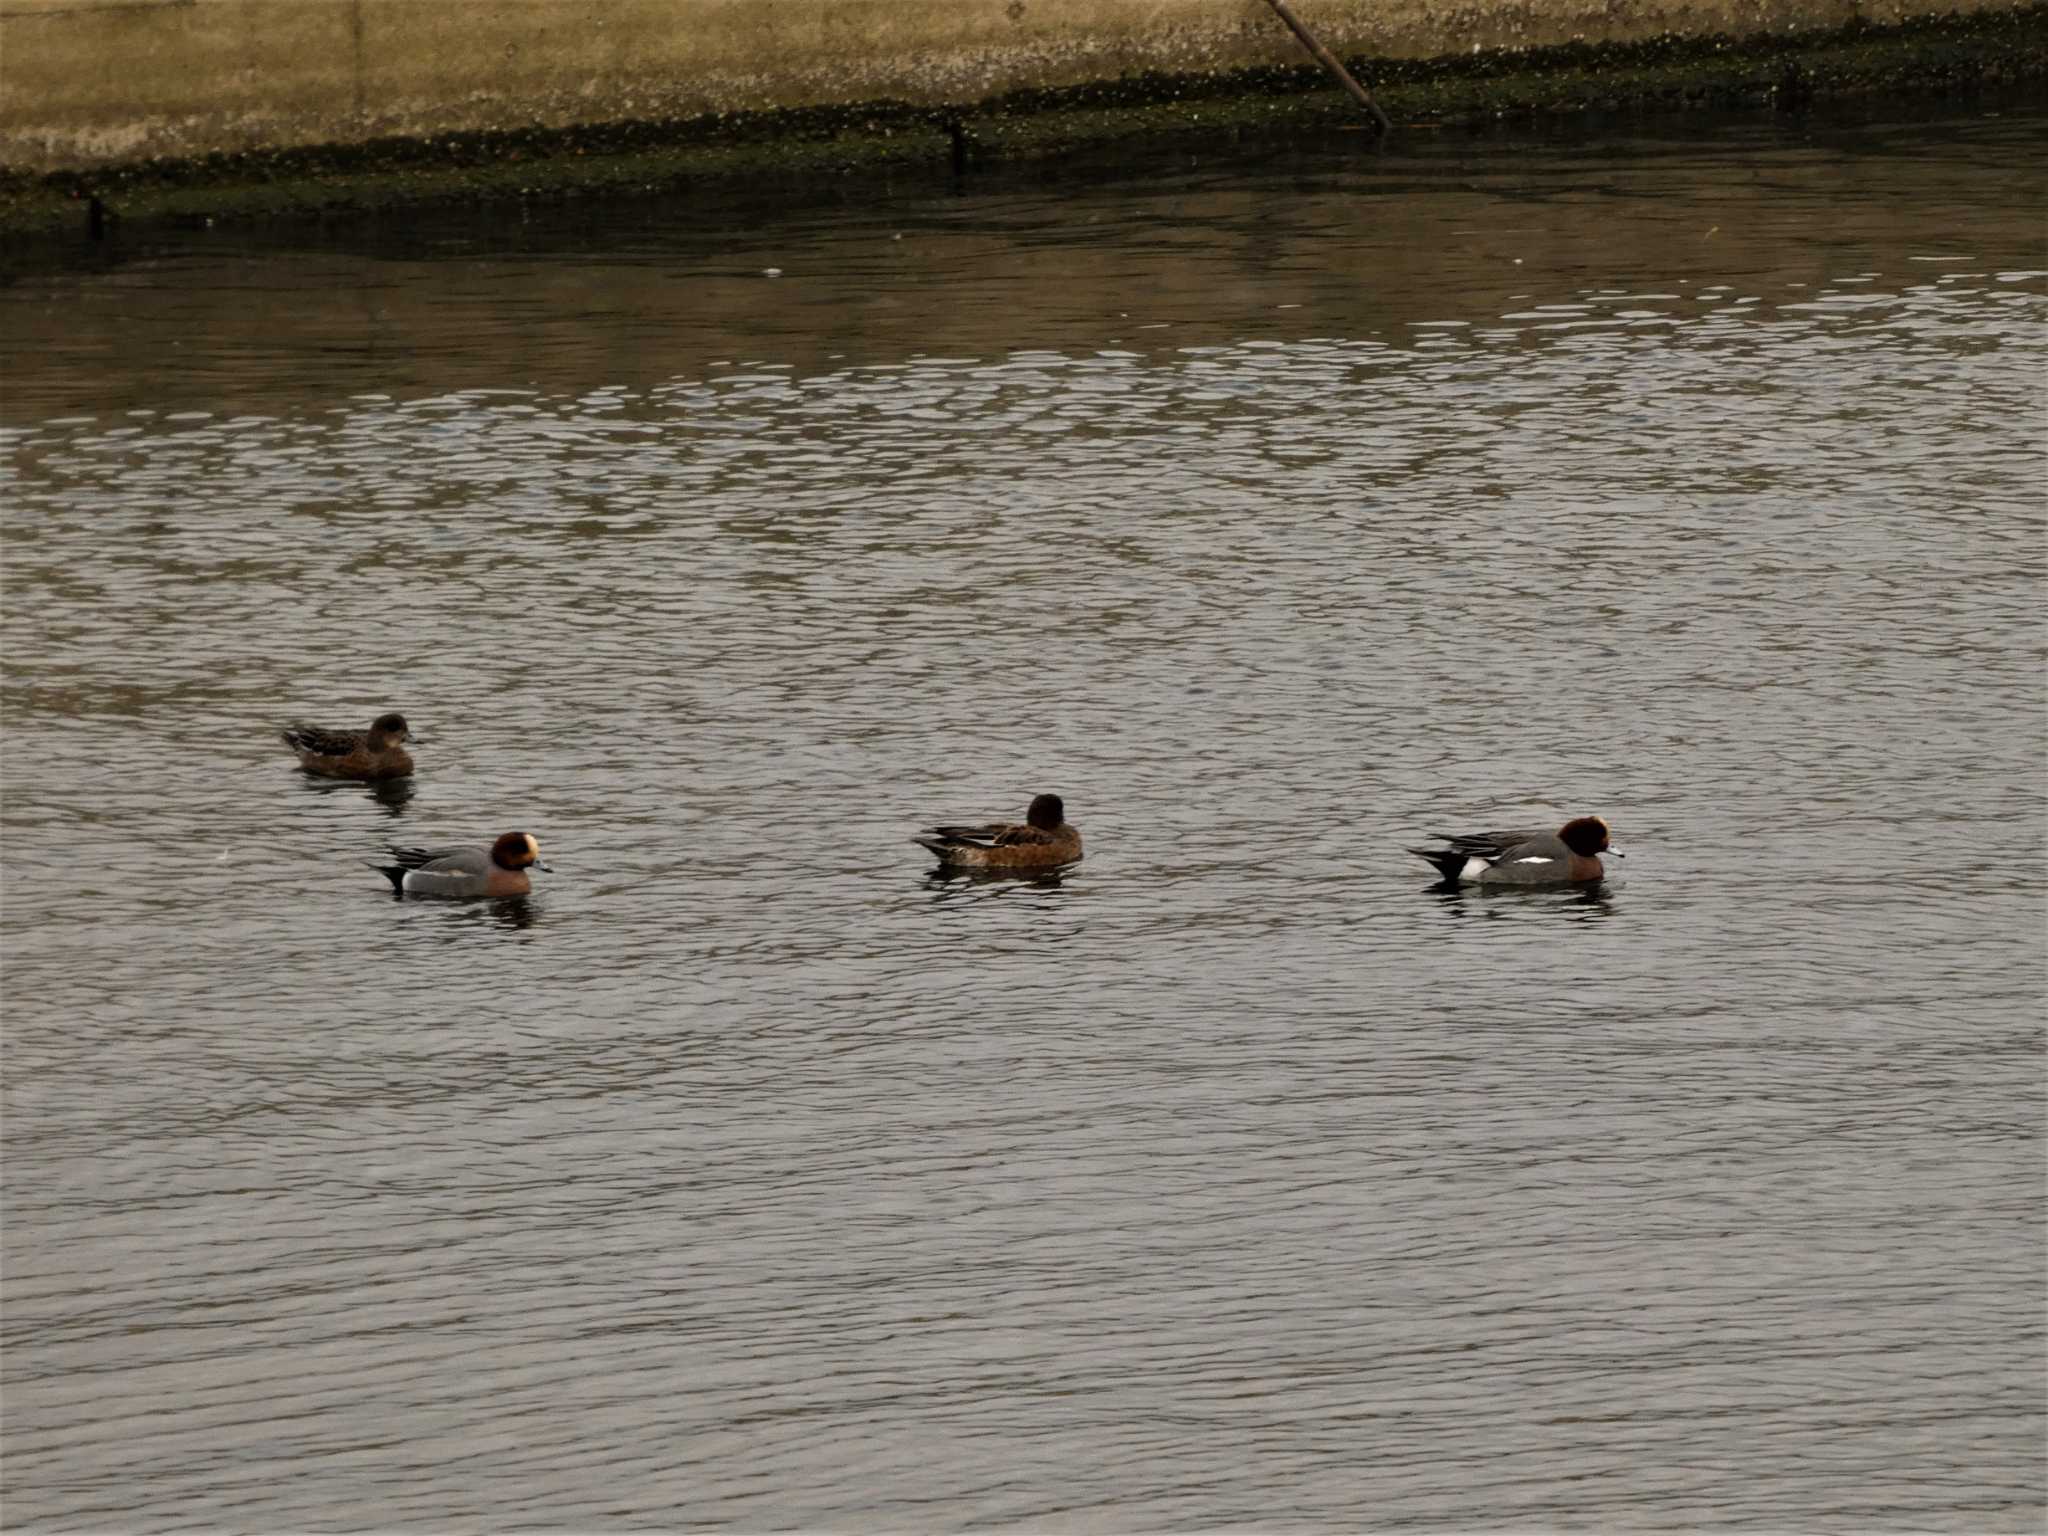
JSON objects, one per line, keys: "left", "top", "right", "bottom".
{"left": 282, "top": 711, "right": 414, "bottom": 780}
{"left": 376, "top": 832, "right": 550, "bottom": 898}
{"left": 1409, "top": 816, "right": 1618, "bottom": 886}
{"left": 915, "top": 793, "right": 1082, "bottom": 871}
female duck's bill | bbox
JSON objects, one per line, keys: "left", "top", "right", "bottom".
{"left": 377, "top": 831, "right": 550, "bottom": 898}
{"left": 1408, "top": 816, "right": 1617, "bottom": 886}
{"left": 282, "top": 710, "right": 415, "bottom": 781}
{"left": 913, "top": 793, "right": 1082, "bottom": 871}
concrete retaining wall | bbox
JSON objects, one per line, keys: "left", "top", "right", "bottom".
{"left": 0, "top": 0, "right": 2029, "bottom": 172}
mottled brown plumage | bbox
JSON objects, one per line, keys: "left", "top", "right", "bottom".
{"left": 915, "top": 793, "right": 1082, "bottom": 870}
{"left": 282, "top": 711, "right": 414, "bottom": 781}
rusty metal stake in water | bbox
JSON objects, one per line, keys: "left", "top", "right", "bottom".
{"left": 1261, "top": 0, "right": 1391, "bottom": 136}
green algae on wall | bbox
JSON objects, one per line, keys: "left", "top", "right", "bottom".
{"left": 1, "top": 6, "right": 2043, "bottom": 242}
{"left": 2, "top": 0, "right": 2036, "bottom": 173}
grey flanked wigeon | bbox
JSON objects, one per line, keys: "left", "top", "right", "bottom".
{"left": 1409, "top": 816, "right": 1619, "bottom": 886}
{"left": 282, "top": 712, "right": 414, "bottom": 780}
{"left": 376, "top": 832, "right": 549, "bottom": 898}
{"left": 915, "top": 793, "right": 1083, "bottom": 871}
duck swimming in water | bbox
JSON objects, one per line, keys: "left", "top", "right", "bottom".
{"left": 375, "top": 832, "right": 549, "bottom": 898}
{"left": 1409, "top": 816, "right": 1618, "bottom": 886}
{"left": 914, "top": 793, "right": 1082, "bottom": 871}
{"left": 281, "top": 711, "right": 414, "bottom": 781}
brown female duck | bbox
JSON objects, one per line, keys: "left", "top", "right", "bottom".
{"left": 281, "top": 711, "right": 414, "bottom": 780}
{"left": 915, "top": 793, "right": 1082, "bottom": 871}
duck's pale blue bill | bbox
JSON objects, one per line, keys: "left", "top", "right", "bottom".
{"left": 534, "top": 860, "right": 554, "bottom": 873}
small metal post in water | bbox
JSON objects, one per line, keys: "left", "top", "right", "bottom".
{"left": 1261, "top": 0, "right": 1391, "bottom": 137}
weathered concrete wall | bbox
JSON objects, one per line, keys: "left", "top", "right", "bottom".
{"left": 0, "top": 0, "right": 2030, "bottom": 171}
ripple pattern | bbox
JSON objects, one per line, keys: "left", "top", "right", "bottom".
{"left": 2, "top": 106, "right": 2044, "bottom": 1532}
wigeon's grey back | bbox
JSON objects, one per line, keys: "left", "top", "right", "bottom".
{"left": 377, "top": 832, "right": 548, "bottom": 898}
{"left": 915, "top": 792, "right": 1082, "bottom": 871}
{"left": 283, "top": 711, "right": 414, "bottom": 781}
{"left": 1409, "top": 817, "right": 1616, "bottom": 886}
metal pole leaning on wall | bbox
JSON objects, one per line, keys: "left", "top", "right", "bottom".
{"left": 1261, "top": 0, "right": 1392, "bottom": 136}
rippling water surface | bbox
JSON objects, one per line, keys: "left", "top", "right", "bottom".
{"left": 3, "top": 102, "right": 2044, "bottom": 1531}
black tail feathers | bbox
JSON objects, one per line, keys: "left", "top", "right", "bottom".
{"left": 1407, "top": 846, "right": 1469, "bottom": 882}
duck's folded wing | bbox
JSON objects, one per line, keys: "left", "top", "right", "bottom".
{"left": 387, "top": 845, "right": 476, "bottom": 872}
{"left": 1436, "top": 826, "right": 1550, "bottom": 861}
{"left": 921, "top": 822, "right": 999, "bottom": 848}
{"left": 282, "top": 725, "right": 362, "bottom": 755}
{"left": 989, "top": 823, "right": 1057, "bottom": 847}
{"left": 920, "top": 820, "right": 1055, "bottom": 850}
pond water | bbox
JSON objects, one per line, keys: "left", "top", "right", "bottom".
{"left": 3, "top": 98, "right": 2044, "bottom": 1531}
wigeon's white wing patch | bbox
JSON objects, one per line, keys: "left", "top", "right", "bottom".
{"left": 1503, "top": 854, "right": 1556, "bottom": 865}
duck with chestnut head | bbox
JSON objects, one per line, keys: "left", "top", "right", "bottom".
{"left": 376, "top": 832, "right": 550, "bottom": 898}
{"left": 1409, "top": 816, "right": 1618, "bottom": 886}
